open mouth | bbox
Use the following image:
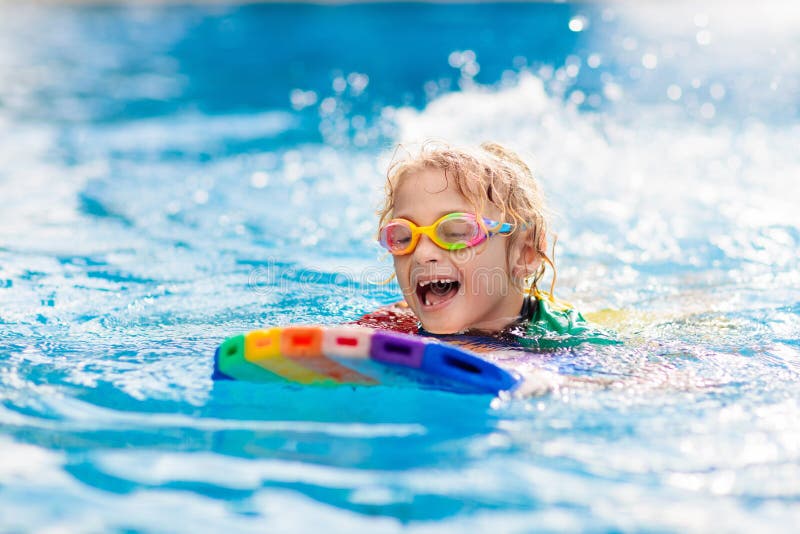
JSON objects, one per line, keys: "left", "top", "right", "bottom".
{"left": 416, "top": 278, "right": 461, "bottom": 309}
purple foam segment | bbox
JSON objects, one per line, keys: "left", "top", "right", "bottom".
{"left": 369, "top": 331, "right": 426, "bottom": 369}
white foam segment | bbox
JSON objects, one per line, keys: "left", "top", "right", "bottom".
{"left": 320, "top": 326, "right": 373, "bottom": 359}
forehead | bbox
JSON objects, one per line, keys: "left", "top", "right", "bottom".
{"left": 393, "top": 167, "right": 503, "bottom": 222}
{"left": 392, "top": 168, "right": 470, "bottom": 221}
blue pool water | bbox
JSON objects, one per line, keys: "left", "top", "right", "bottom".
{"left": 1, "top": 2, "right": 800, "bottom": 531}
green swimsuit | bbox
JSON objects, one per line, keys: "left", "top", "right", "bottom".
{"left": 516, "top": 296, "right": 620, "bottom": 349}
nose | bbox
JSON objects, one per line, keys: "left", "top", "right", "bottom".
{"left": 412, "top": 234, "right": 445, "bottom": 264}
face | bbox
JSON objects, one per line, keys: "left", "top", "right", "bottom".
{"left": 390, "top": 168, "right": 527, "bottom": 334}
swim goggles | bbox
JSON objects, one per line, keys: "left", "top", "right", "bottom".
{"left": 378, "top": 212, "right": 515, "bottom": 255}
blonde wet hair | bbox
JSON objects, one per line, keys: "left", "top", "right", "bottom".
{"left": 378, "top": 140, "right": 558, "bottom": 299}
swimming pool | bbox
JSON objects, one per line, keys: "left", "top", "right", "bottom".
{"left": 1, "top": 2, "right": 799, "bottom": 531}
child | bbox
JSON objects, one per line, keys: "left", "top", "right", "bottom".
{"left": 359, "top": 141, "right": 615, "bottom": 349}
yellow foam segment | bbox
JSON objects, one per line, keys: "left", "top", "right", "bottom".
{"left": 244, "top": 328, "right": 340, "bottom": 386}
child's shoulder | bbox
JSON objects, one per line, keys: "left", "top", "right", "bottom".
{"left": 520, "top": 296, "right": 620, "bottom": 349}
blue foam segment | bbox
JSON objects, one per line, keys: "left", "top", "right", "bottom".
{"left": 211, "top": 347, "right": 234, "bottom": 381}
{"left": 421, "top": 343, "right": 520, "bottom": 393}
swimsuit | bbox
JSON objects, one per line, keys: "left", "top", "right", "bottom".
{"left": 515, "top": 296, "right": 620, "bottom": 349}
{"left": 356, "top": 296, "right": 618, "bottom": 349}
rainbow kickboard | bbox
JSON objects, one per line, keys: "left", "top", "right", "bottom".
{"left": 213, "top": 325, "right": 520, "bottom": 395}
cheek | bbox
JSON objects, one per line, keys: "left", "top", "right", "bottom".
{"left": 392, "top": 257, "right": 410, "bottom": 284}
{"left": 392, "top": 256, "right": 402, "bottom": 271}
{"left": 458, "top": 245, "right": 511, "bottom": 294}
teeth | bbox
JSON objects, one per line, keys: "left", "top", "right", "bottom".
{"left": 417, "top": 278, "right": 454, "bottom": 287}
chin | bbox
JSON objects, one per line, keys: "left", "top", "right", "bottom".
{"left": 418, "top": 317, "right": 465, "bottom": 335}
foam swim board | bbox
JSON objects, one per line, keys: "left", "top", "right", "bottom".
{"left": 213, "top": 325, "right": 521, "bottom": 394}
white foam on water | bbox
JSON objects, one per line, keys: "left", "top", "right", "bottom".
{"left": 391, "top": 73, "right": 800, "bottom": 214}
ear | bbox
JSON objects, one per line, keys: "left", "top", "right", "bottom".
{"left": 509, "top": 229, "right": 543, "bottom": 281}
